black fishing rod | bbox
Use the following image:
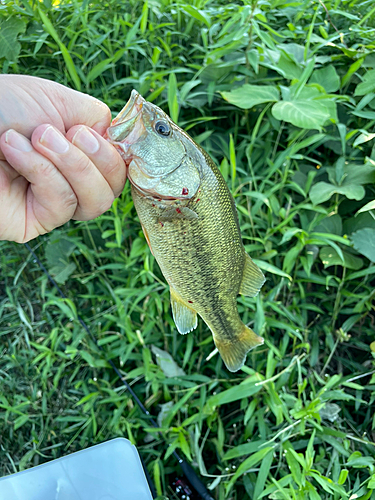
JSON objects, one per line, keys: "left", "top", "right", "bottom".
{"left": 24, "top": 242, "right": 214, "bottom": 500}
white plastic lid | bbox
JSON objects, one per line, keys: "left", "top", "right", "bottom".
{"left": 0, "top": 438, "right": 153, "bottom": 500}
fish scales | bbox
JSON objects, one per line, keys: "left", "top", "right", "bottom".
{"left": 132, "top": 154, "right": 244, "bottom": 337}
{"left": 106, "top": 90, "right": 266, "bottom": 372}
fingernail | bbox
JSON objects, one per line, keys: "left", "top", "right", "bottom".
{"left": 5, "top": 130, "right": 33, "bottom": 152}
{"left": 72, "top": 126, "right": 100, "bottom": 154}
{"left": 40, "top": 126, "right": 69, "bottom": 154}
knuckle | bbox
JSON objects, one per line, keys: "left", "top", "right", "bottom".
{"left": 74, "top": 154, "right": 93, "bottom": 177}
{"left": 54, "top": 188, "right": 77, "bottom": 218}
{"left": 33, "top": 160, "right": 56, "bottom": 179}
{"left": 101, "top": 153, "right": 126, "bottom": 190}
{"left": 102, "top": 156, "right": 120, "bottom": 178}
{"left": 62, "top": 190, "right": 78, "bottom": 212}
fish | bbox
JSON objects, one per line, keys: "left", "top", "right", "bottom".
{"left": 106, "top": 90, "right": 265, "bottom": 372}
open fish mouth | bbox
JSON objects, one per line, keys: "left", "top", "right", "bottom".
{"left": 106, "top": 89, "right": 147, "bottom": 156}
{"left": 106, "top": 89, "right": 193, "bottom": 201}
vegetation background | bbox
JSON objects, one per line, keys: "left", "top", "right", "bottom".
{"left": 1, "top": 0, "right": 375, "bottom": 498}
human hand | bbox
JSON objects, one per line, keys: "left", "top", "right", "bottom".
{"left": 0, "top": 75, "right": 125, "bottom": 243}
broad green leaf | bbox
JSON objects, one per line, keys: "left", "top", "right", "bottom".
{"left": 354, "top": 69, "right": 375, "bottom": 96}
{"left": 125, "top": 14, "right": 142, "bottom": 47}
{"left": 353, "top": 132, "right": 375, "bottom": 147}
{"left": 356, "top": 200, "right": 375, "bottom": 215}
{"left": 277, "top": 49, "right": 304, "bottom": 79}
{"left": 0, "top": 17, "right": 26, "bottom": 61}
{"left": 223, "top": 439, "right": 266, "bottom": 460}
{"left": 80, "top": 350, "right": 109, "bottom": 368}
{"left": 14, "top": 414, "right": 30, "bottom": 431}
{"left": 163, "top": 387, "right": 197, "bottom": 428}
{"left": 140, "top": 1, "right": 148, "bottom": 34}
{"left": 272, "top": 100, "right": 331, "bottom": 130}
{"left": 280, "top": 228, "right": 304, "bottom": 245}
{"left": 342, "top": 162, "right": 375, "bottom": 185}
{"left": 309, "top": 471, "right": 347, "bottom": 496}
{"left": 151, "top": 345, "right": 186, "bottom": 377}
{"left": 153, "top": 460, "right": 163, "bottom": 497}
{"left": 221, "top": 84, "right": 279, "bottom": 109}
{"left": 258, "top": 475, "right": 294, "bottom": 499}
{"left": 182, "top": 5, "right": 211, "bottom": 27}
{"left": 293, "top": 58, "right": 316, "bottom": 99}
{"left": 45, "top": 235, "right": 77, "bottom": 284}
{"left": 319, "top": 246, "right": 363, "bottom": 270}
{"left": 38, "top": 8, "right": 81, "bottom": 90}
{"left": 338, "top": 469, "right": 349, "bottom": 485}
{"left": 252, "top": 259, "right": 292, "bottom": 280}
{"left": 310, "top": 65, "right": 340, "bottom": 93}
{"left": 253, "top": 450, "right": 274, "bottom": 499}
{"left": 314, "top": 214, "right": 342, "bottom": 235}
{"left": 285, "top": 448, "right": 303, "bottom": 486}
{"left": 351, "top": 228, "right": 375, "bottom": 262}
{"left": 283, "top": 245, "right": 302, "bottom": 274}
{"left": 52, "top": 262, "right": 77, "bottom": 284}
{"left": 86, "top": 58, "right": 115, "bottom": 85}
{"left": 346, "top": 452, "right": 375, "bottom": 468}
{"left": 310, "top": 182, "right": 365, "bottom": 204}
{"left": 344, "top": 212, "right": 375, "bottom": 235}
{"left": 204, "top": 374, "right": 262, "bottom": 411}
{"left": 341, "top": 57, "right": 365, "bottom": 88}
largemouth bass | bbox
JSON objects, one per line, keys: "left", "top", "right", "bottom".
{"left": 106, "top": 90, "right": 265, "bottom": 372}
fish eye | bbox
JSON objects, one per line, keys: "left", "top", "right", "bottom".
{"left": 154, "top": 120, "right": 171, "bottom": 137}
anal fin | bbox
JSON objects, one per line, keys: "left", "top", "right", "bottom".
{"left": 170, "top": 287, "right": 198, "bottom": 335}
{"left": 239, "top": 254, "right": 266, "bottom": 297}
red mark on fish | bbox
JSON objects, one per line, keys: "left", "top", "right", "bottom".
{"left": 176, "top": 208, "right": 182, "bottom": 214}
{"left": 182, "top": 187, "right": 189, "bottom": 195}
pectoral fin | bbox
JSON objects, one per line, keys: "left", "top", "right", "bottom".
{"left": 239, "top": 254, "right": 266, "bottom": 297}
{"left": 214, "top": 325, "right": 263, "bottom": 372}
{"left": 170, "top": 287, "right": 198, "bottom": 335}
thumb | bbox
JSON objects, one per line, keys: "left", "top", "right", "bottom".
{"left": 53, "top": 82, "right": 112, "bottom": 136}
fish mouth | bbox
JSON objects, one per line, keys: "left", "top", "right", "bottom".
{"left": 107, "top": 90, "right": 187, "bottom": 202}
{"left": 106, "top": 89, "right": 146, "bottom": 155}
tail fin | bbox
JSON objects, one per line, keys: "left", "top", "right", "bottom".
{"left": 214, "top": 326, "right": 263, "bottom": 372}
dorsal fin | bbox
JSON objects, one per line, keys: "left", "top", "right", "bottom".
{"left": 239, "top": 254, "right": 265, "bottom": 297}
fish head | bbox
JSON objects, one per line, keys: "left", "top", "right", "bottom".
{"left": 107, "top": 90, "right": 200, "bottom": 201}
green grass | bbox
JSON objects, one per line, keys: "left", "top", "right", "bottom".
{"left": 1, "top": 0, "right": 375, "bottom": 499}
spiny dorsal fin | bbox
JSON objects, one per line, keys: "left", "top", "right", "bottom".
{"left": 239, "top": 254, "right": 266, "bottom": 297}
{"left": 170, "top": 287, "right": 198, "bottom": 335}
